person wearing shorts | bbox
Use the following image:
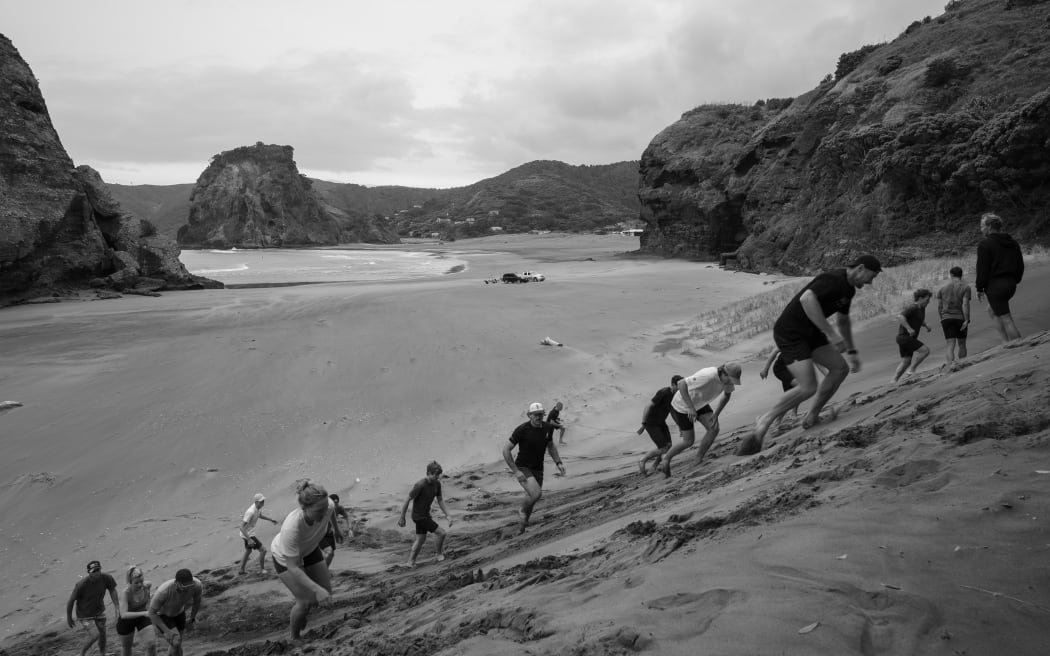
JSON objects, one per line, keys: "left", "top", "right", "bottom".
{"left": 270, "top": 480, "right": 341, "bottom": 641}
{"left": 321, "top": 494, "right": 353, "bottom": 567}
{"left": 937, "top": 266, "right": 971, "bottom": 365}
{"left": 545, "top": 401, "right": 567, "bottom": 444}
{"left": 742, "top": 255, "right": 881, "bottom": 455}
{"left": 637, "top": 374, "right": 684, "bottom": 475}
{"left": 116, "top": 566, "right": 154, "bottom": 656}
{"left": 67, "top": 560, "right": 120, "bottom": 656}
{"left": 147, "top": 569, "right": 201, "bottom": 656}
{"left": 892, "top": 289, "right": 933, "bottom": 382}
{"left": 503, "top": 403, "right": 566, "bottom": 534}
{"left": 397, "top": 461, "right": 453, "bottom": 566}
{"left": 239, "top": 493, "right": 279, "bottom": 575}
{"left": 656, "top": 364, "right": 740, "bottom": 477}
{"left": 976, "top": 212, "right": 1024, "bottom": 343}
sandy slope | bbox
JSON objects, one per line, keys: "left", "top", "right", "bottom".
{"left": 2, "top": 234, "right": 1048, "bottom": 655}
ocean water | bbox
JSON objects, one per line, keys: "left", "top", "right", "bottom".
{"left": 179, "top": 248, "right": 466, "bottom": 286}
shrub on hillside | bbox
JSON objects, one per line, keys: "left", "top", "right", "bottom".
{"left": 877, "top": 56, "right": 903, "bottom": 76}
{"left": 835, "top": 44, "right": 882, "bottom": 80}
{"left": 140, "top": 218, "right": 157, "bottom": 237}
{"left": 924, "top": 56, "right": 965, "bottom": 86}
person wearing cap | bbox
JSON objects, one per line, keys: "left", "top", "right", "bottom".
{"left": 66, "top": 560, "right": 120, "bottom": 656}
{"left": 656, "top": 363, "right": 741, "bottom": 476}
{"left": 397, "top": 461, "right": 453, "bottom": 566}
{"left": 503, "top": 402, "right": 566, "bottom": 534}
{"left": 238, "top": 493, "right": 279, "bottom": 575}
{"left": 740, "top": 255, "right": 881, "bottom": 455}
{"left": 147, "top": 568, "right": 201, "bottom": 656}
{"left": 637, "top": 374, "right": 684, "bottom": 475}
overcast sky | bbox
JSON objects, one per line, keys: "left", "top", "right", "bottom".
{"left": 4, "top": 0, "right": 947, "bottom": 188}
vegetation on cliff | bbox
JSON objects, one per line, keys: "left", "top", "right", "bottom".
{"left": 638, "top": 0, "right": 1050, "bottom": 272}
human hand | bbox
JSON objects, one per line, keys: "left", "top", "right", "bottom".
{"left": 271, "top": 518, "right": 279, "bottom": 525}
{"left": 636, "top": 426, "right": 645, "bottom": 435}
{"left": 687, "top": 410, "right": 697, "bottom": 423}
{"left": 397, "top": 517, "right": 405, "bottom": 528}
{"left": 67, "top": 617, "right": 74, "bottom": 629}
{"left": 828, "top": 333, "right": 846, "bottom": 352}
{"left": 314, "top": 588, "right": 332, "bottom": 607}
{"left": 185, "top": 618, "right": 195, "bottom": 634}
{"left": 556, "top": 462, "right": 566, "bottom": 476}
{"left": 977, "top": 291, "right": 985, "bottom": 303}
{"left": 759, "top": 369, "right": 768, "bottom": 379}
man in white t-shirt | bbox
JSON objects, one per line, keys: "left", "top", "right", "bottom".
{"left": 239, "top": 493, "right": 279, "bottom": 575}
{"left": 656, "top": 363, "right": 741, "bottom": 477}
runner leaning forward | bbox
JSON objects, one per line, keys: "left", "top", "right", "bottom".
{"left": 503, "top": 402, "right": 566, "bottom": 535}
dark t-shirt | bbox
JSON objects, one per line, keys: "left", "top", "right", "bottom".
{"left": 510, "top": 421, "right": 552, "bottom": 471}
{"left": 774, "top": 269, "right": 856, "bottom": 341}
{"left": 544, "top": 407, "right": 562, "bottom": 438}
{"left": 642, "top": 386, "right": 675, "bottom": 425}
{"left": 72, "top": 573, "right": 117, "bottom": 618}
{"left": 408, "top": 478, "right": 442, "bottom": 521}
{"left": 898, "top": 303, "right": 926, "bottom": 337}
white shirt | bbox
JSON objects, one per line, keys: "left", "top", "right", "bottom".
{"left": 270, "top": 499, "right": 335, "bottom": 568}
{"left": 241, "top": 503, "right": 261, "bottom": 539}
{"left": 671, "top": 367, "right": 733, "bottom": 414}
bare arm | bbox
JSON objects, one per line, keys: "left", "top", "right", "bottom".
{"left": 835, "top": 313, "right": 855, "bottom": 351}
{"left": 760, "top": 350, "right": 779, "bottom": 378}
{"left": 963, "top": 287, "right": 971, "bottom": 323}
{"left": 712, "top": 392, "right": 731, "bottom": 417}
{"left": 66, "top": 589, "right": 76, "bottom": 626}
{"left": 547, "top": 442, "right": 566, "bottom": 475}
{"left": 397, "top": 495, "right": 412, "bottom": 526}
{"left": 437, "top": 497, "right": 452, "bottom": 524}
{"left": 120, "top": 587, "right": 149, "bottom": 620}
{"left": 503, "top": 441, "right": 521, "bottom": 477}
{"left": 109, "top": 586, "right": 121, "bottom": 619}
{"left": 895, "top": 310, "right": 915, "bottom": 335}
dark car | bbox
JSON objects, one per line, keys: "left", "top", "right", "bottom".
{"left": 501, "top": 272, "right": 526, "bottom": 283}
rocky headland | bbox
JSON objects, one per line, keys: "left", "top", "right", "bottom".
{"left": 638, "top": 0, "right": 1050, "bottom": 272}
{"left": 0, "top": 35, "right": 220, "bottom": 305}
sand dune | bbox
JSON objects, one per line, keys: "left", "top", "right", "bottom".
{"left": 2, "top": 233, "right": 1048, "bottom": 655}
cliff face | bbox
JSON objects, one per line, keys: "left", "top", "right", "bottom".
{"left": 178, "top": 143, "right": 399, "bottom": 248}
{"left": 638, "top": 0, "right": 1050, "bottom": 272}
{"left": 0, "top": 34, "right": 220, "bottom": 303}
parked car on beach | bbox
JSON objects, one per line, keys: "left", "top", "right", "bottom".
{"left": 501, "top": 272, "right": 526, "bottom": 283}
{"left": 520, "top": 271, "right": 545, "bottom": 282}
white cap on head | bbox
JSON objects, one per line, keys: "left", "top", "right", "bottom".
{"left": 253, "top": 493, "right": 266, "bottom": 503}
{"left": 528, "top": 402, "right": 545, "bottom": 414}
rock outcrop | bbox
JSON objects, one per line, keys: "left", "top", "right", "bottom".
{"left": 0, "top": 34, "right": 221, "bottom": 304}
{"left": 638, "top": 0, "right": 1050, "bottom": 272}
{"left": 177, "top": 143, "right": 399, "bottom": 248}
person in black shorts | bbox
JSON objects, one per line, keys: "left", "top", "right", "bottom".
{"left": 321, "top": 493, "right": 353, "bottom": 567}
{"left": 937, "top": 266, "right": 971, "bottom": 365}
{"left": 545, "top": 401, "right": 567, "bottom": 444}
{"left": 503, "top": 403, "right": 566, "bottom": 534}
{"left": 116, "top": 566, "right": 154, "bottom": 656}
{"left": 397, "top": 462, "right": 453, "bottom": 566}
{"left": 976, "top": 212, "right": 1024, "bottom": 343}
{"left": 892, "top": 289, "right": 933, "bottom": 382}
{"left": 66, "top": 560, "right": 120, "bottom": 656}
{"left": 637, "top": 375, "right": 683, "bottom": 475}
{"left": 739, "top": 255, "right": 881, "bottom": 455}
{"left": 758, "top": 350, "right": 827, "bottom": 424}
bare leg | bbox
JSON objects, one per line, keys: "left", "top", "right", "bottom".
{"left": 892, "top": 356, "right": 911, "bottom": 382}
{"left": 988, "top": 305, "right": 1009, "bottom": 342}
{"left": 658, "top": 428, "right": 695, "bottom": 475}
{"left": 433, "top": 526, "right": 447, "bottom": 559}
{"left": 639, "top": 444, "right": 669, "bottom": 475}
{"left": 1001, "top": 314, "right": 1021, "bottom": 341}
{"left": 239, "top": 548, "right": 251, "bottom": 574}
{"left": 558, "top": 427, "right": 566, "bottom": 444}
{"left": 692, "top": 413, "right": 719, "bottom": 464}
{"left": 944, "top": 338, "right": 957, "bottom": 364}
{"left": 958, "top": 337, "right": 967, "bottom": 359}
{"left": 518, "top": 477, "right": 543, "bottom": 534}
{"left": 408, "top": 534, "right": 426, "bottom": 565}
{"left": 907, "top": 345, "right": 930, "bottom": 374}
{"left": 120, "top": 632, "right": 133, "bottom": 656}
{"left": 752, "top": 360, "right": 821, "bottom": 447}
{"left": 80, "top": 630, "right": 99, "bottom": 656}
{"left": 258, "top": 548, "right": 268, "bottom": 572}
{"left": 801, "top": 345, "right": 849, "bottom": 427}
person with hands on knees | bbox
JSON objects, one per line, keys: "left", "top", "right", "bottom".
{"left": 397, "top": 461, "right": 453, "bottom": 566}
{"left": 503, "top": 402, "right": 566, "bottom": 535}
{"left": 147, "top": 568, "right": 201, "bottom": 656}
{"left": 656, "top": 364, "right": 740, "bottom": 477}
{"left": 740, "top": 255, "right": 881, "bottom": 455}
{"left": 270, "top": 480, "right": 341, "bottom": 642}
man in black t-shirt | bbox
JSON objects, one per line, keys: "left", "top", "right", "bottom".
{"left": 739, "top": 255, "right": 881, "bottom": 455}
{"left": 637, "top": 375, "right": 683, "bottom": 475}
{"left": 503, "top": 402, "right": 566, "bottom": 534}
{"left": 66, "top": 560, "right": 121, "bottom": 656}
{"left": 545, "top": 401, "right": 567, "bottom": 444}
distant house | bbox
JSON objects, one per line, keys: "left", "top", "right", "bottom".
{"left": 488, "top": 210, "right": 500, "bottom": 217}
{"left": 621, "top": 228, "right": 644, "bottom": 236}
{"left": 429, "top": 232, "right": 441, "bottom": 238}
{"left": 490, "top": 226, "right": 503, "bottom": 232}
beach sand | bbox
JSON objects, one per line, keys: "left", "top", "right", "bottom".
{"left": 1, "top": 233, "right": 1048, "bottom": 655}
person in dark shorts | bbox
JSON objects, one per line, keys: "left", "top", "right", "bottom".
{"left": 397, "top": 461, "right": 453, "bottom": 566}
{"left": 892, "top": 289, "right": 933, "bottom": 382}
{"left": 937, "top": 266, "right": 971, "bottom": 365}
{"left": 656, "top": 364, "right": 740, "bottom": 477}
{"left": 760, "top": 350, "right": 795, "bottom": 392}
{"left": 147, "top": 568, "right": 202, "bottom": 656}
{"left": 239, "top": 493, "right": 279, "bottom": 575}
{"left": 269, "top": 480, "right": 341, "bottom": 641}
{"left": 740, "top": 255, "right": 881, "bottom": 455}
{"left": 66, "top": 560, "right": 121, "bottom": 656}
{"left": 545, "top": 401, "right": 567, "bottom": 444}
{"left": 976, "top": 212, "right": 1024, "bottom": 343}
{"left": 503, "top": 402, "right": 566, "bottom": 534}
{"left": 117, "top": 566, "right": 154, "bottom": 656}
{"left": 637, "top": 374, "right": 684, "bottom": 475}
{"left": 321, "top": 493, "right": 354, "bottom": 567}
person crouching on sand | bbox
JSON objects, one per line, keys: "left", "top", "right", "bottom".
{"left": 503, "top": 402, "right": 566, "bottom": 534}
{"left": 397, "top": 461, "right": 453, "bottom": 566}
{"left": 270, "top": 480, "right": 342, "bottom": 642}
{"left": 656, "top": 363, "right": 740, "bottom": 477}
{"left": 892, "top": 289, "right": 933, "bottom": 382}
{"left": 147, "top": 568, "right": 201, "bottom": 656}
